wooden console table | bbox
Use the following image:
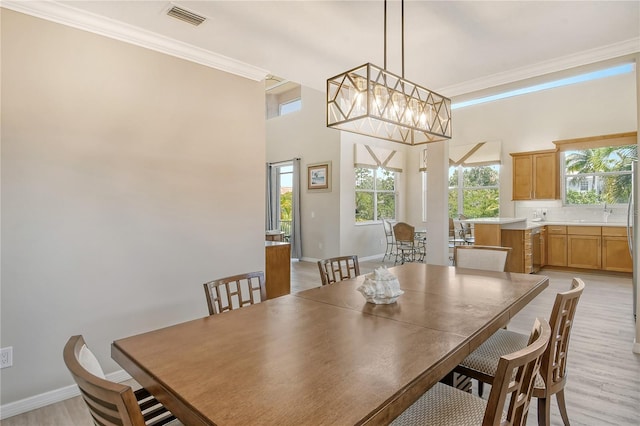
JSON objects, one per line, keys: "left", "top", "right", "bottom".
{"left": 265, "top": 231, "right": 285, "bottom": 242}
{"left": 265, "top": 241, "right": 290, "bottom": 299}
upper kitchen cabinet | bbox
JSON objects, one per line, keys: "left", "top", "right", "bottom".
{"left": 511, "top": 149, "right": 559, "bottom": 200}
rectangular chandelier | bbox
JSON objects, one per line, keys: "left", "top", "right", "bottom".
{"left": 327, "top": 63, "right": 452, "bottom": 145}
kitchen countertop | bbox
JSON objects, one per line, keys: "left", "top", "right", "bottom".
{"left": 460, "top": 217, "right": 628, "bottom": 230}
{"left": 459, "top": 217, "right": 535, "bottom": 230}
{"left": 531, "top": 220, "right": 628, "bottom": 227}
{"left": 460, "top": 217, "right": 528, "bottom": 225}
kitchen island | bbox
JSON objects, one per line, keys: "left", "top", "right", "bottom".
{"left": 459, "top": 218, "right": 543, "bottom": 273}
{"left": 460, "top": 217, "right": 543, "bottom": 246}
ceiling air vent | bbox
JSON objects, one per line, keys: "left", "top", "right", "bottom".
{"left": 166, "top": 5, "right": 206, "bottom": 26}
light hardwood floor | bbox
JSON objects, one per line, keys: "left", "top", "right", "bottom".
{"left": 3, "top": 259, "right": 639, "bottom": 425}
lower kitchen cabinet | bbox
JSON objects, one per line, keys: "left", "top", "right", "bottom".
{"left": 544, "top": 225, "right": 633, "bottom": 272}
{"left": 567, "top": 226, "right": 602, "bottom": 270}
{"left": 602, "top": 227, "right": 633, "bottom": 272}
{"left": 546, "top": 226, "right": 567, "bottom": 267}
{"left": 567, "top": 235, "right": 601, "bottom": 269}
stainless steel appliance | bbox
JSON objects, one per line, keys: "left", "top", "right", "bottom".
{"left": 627, "top": 160, "right": 637, "bottom": 320}
{"left": 531, "top": 226, "right": 542, "bottom": 273}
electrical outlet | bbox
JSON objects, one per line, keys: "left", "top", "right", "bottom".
{"left": 1, "top": 347, "right": 13, "bottom": 369}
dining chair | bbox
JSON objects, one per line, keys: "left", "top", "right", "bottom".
{"left": 456, "top": 278, "right": 585, "bottom": 426}
{"left": 203, "top": 271, "right": 267, "bottom": 315}
{"left": 454, "top": 245, "right": 512, "bottom": 272}
{"left": 414, "top": 230, "right": 427, "bottom": 262}
{"left": 63, "top": 335, "right": 181, "bottom": 426}
{"left": 381, "top": 219, "right": 396, "bottom": 261}
{"left": 391, "top": 318, "right": 551, "bottom": 426}
{"left": 393, "top": 222, "right": 418, "bottom": 264}
{"left": 458, "top": 214, "right": 475, "bottom": 245}
{"left": 317, "top": 255, "right": 360, "bottom": 285}
{"left": 449, "top": 218, "right": 466, "bottom": 247}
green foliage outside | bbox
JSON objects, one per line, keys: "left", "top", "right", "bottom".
{"left": 565, "top": 190, "right": 600, "bottom": 205}
{"left": 449, "top": 165, "right": 500, "bottom": 218}
{"left": 280, "top": 191, "right": 292, "bottom": 220}
{"left": 564, "top": 145, "right": 637, "bottom": 205}
{"left": 355, "top": 167, "right": 396, "bottom": 222}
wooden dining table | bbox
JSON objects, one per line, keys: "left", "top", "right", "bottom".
{"left": 111, "top": 263, "right": 548, "bottom": 426}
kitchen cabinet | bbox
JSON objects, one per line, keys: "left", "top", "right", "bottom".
{"left": 546, "top": 226, "right": 567, "bottom": 267}
{"left": 473, "top": 223, "right": 502, "bottom": 246}
{"left": 567, "top": 226, "right": 601, "bottom": 270}
{"left": 501, "top": 229, "right": 535, "bottom": 273}
{"left": 544, "top": 225, "right": 632, "bottom": 273}
{"left": 540, "top": 226, "right": 547, "bottom": 267}
{"left": 602, "top": 226, "right": 633, "bottom": 272}
{"left": 511, "top": 150, "right": 559, "bottom": 200}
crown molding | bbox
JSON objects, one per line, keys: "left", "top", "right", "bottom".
{"left": 440, "top": 38, "right": 640, "bottom": 97}
{"left": 2, "top": 1, "right": 637, "bottom": 98}
{"left": 1, "top": 0, "right": 270, "bottom": 81}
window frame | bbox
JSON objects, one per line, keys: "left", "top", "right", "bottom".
{"left": 354, "top": 166, "right": 398, "bottom": 223}
{"left": 279, "top": 98, "right": 302, "bottom": 116}
{"left": 560, "top": 146, "right": 636, "bottom": 207}
{"left": 448, "top": 163, "right": 500, "bottom": 218}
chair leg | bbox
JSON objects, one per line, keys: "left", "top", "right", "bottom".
{"left": 556, "top": 389, "right": 570, "bottom": 426}
{"left": 478, "top": 381, "right": 484, "bottom": 397}
{"left": 537, "top": 396, "right": 551, "bottom": 426}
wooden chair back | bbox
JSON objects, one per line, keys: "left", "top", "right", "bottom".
{"left": 393, "top": 222, "right": 415, "bottom": 243}
{"left": 454, "top": 245, "right": 512, "bottom": 272}
{"left": 317, "top": 255, "right": 360, "bottom": 286}
{"left": 203, "top": 271, "right": 266, "bottom": 315}
{"left": 485, "top": 318, "right": 551, "bottom": 426}
{"left": 537, "top": 277, "right": 585, "bottom": 396}
{"left": 63, "top": 335, "right": 176, "bottom": 426}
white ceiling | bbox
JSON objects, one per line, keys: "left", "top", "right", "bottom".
{"left": 7, "top": 1, "right": 640, "bottom": 98}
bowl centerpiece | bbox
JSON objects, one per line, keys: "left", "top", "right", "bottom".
{"left": 357, "top": 266, "right": 404, "bottom": 304}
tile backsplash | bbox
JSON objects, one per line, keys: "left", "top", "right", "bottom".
{"left": 514, "top": 200, "right": 629, "bottom": 224}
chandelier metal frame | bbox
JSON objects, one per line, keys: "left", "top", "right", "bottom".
{"left": 326, "top": 0, "right": 451, "bottom": 145}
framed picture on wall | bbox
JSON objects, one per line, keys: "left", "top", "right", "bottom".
{"left": 307, "top": 162, "right": 331, "bottom": 191}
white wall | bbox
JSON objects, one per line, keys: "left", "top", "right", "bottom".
{"left": 266, "top": 86, "right": 342, "bottom": 260}
{"left": 455, "top": 70, "right": 636, "bottom": 216}
{"left": 406, "top": 66, "right": 638, "bottom": 250}
{"left": 1, "top": 10, "right": 265, "bottom": 405}
{"left": 339, "top": 133, "right": 409, "bottom": 259}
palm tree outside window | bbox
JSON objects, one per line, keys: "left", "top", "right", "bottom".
{"left": 563, "top": 145, "right": 637, "bottom": 205}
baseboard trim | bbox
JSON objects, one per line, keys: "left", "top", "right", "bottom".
{"left": 359, "top": 254, "right": 385, "bottom": 262}
{"left": 0, "top": 370, "right": 131, "bottom": 420}
{"left": 300, "top": 254, "right": 385, "bottom": 264}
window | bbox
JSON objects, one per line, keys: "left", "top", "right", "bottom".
{"left": 448, "top": 165, "right": 500, "bottom": 218}
{"left": 355, "top": 167, "right": 397, "bottom": 222}
{"left": 452, "top": 63, "right": 634, "bottom": 110}
{"left": 279, "top": 98, "right": 302, "bottom": 115}
{"left": 562, "top": 145, "right": 637, "bottom": 205}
